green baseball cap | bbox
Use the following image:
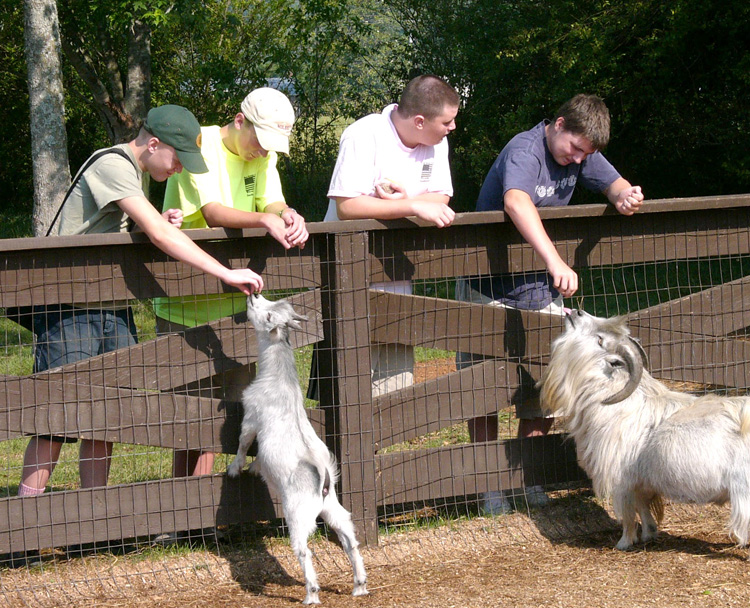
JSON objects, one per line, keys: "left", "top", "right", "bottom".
{"left": 143, "top": 105, "right": 208, "bottom": 174}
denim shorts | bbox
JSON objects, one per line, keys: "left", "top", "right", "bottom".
{"left": 33, "top": 305, "right": 138, "bottom": 443}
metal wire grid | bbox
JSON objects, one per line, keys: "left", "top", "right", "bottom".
{"left": 2, "top": 211, "right": 750, "bottom": 605}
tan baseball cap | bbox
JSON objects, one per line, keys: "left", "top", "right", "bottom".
{"left": 240, "top": 88, "right": 295, "bottom": 155}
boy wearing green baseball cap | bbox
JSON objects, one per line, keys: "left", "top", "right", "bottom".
{"left": 18, "top": 105, "right": 264, "bottom": 507}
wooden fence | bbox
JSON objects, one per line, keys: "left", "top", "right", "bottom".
{"left": 2, "top": 193, "right": 750, "bottom": 552}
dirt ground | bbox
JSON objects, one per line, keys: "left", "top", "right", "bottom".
{"left": 146, "top": 538, "right": 750, "bottom": 608}
{"left": 3, "top": 500, "right": 749, "bottom": 608}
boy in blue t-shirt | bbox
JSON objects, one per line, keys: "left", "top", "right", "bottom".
{"left": 461, "top": 94, "right": 644, "bottom": 444}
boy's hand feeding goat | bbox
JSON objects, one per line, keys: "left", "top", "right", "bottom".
{"left": 227, "top": 294, "right": 368, "bottom": 603}
{"left": 539, "top": 309, "right": 750, "bottom": 555}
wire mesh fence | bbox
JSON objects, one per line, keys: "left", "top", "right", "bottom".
{"left": 2, "top": 195, "right": 750, "bottom": 606}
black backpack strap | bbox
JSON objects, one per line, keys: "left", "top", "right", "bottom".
{"left": 45, "top": 147, "right": 137, "bottom": 237}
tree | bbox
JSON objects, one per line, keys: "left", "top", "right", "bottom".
{"left": 269, "top": 0, "right": 409, "bottom": 218}
{"left": 24, "top": 0, "right": 71, "bottom": 236}
{"left": 388, "top": 0, "right": 750, "bottom": 208}
{"left": 57, "top": 1, "right": 174, "bottom": 143}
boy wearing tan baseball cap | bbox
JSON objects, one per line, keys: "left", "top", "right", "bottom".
{"left": 240, "top": 88, "right": 296, "bottom": 155}
{"left": 154, "top": 88, "right": 308, "bottom": 485}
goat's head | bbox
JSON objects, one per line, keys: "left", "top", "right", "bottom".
{"left": 246, "top": 294, "right": 308, "bottom": 343}
{"left": 540, "top": 310, "right": 648, "bottom": 412}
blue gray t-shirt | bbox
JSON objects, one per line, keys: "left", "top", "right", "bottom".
{"left": 472, "top": 120, "right": 620, "bottom": 309}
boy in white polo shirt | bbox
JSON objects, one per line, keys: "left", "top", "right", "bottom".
{"left": 324, "top": 74, "right": 459, "bottom": 395}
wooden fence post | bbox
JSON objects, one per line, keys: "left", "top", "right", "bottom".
{"left": 318, "top": 230, "right": 378, "bottom": 545}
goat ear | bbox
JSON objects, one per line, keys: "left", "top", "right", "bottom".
{"left": 288, "top": 312, "right": 308, "bottom": 330}
{"left": 288, "top": 318, "right": 305, "bottom": 330}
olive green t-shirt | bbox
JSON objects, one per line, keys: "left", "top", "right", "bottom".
{"left": 55, "top": 144, "right": 145, "bottom": 236}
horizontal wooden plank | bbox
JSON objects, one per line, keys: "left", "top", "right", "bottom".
{"left": 0, "top": 237, "right": 321, "bottom": 307}
{"left": 628, "top": 276, "right": 750, "bottom": 337}
{"left": 0, "top": 378, "right": 327, "bottom": 451}
{"left": 4, "top": 196, "right": 750, "bottom": 305}
{"left": 369, "top": 204, "right": 750, "bottom": 282}
{"left": 0, "top": 377, "right": 229, "bottom": 447}
{"left": 376, "top": 434, "right": 586, "bottom": 506}
{"left": 1, "top": 195, "right": 749, "bottom": 256}
{"left": 0, "top": 474, "right": 281, "bottom": 554}
{"left": 632, "top": 328, "right": 750, "bottom": 389}
{"left": 369, "top": 291, "right": 564, "bottom": 359}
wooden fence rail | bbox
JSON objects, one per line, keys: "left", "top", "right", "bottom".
{"left": 2, "top": 193, "right": 750, "bottom": 552}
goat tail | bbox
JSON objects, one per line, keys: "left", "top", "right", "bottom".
{"left": 321, "top": 450, "right": 340, "bottom": 499}
{"left": 650, "top": 494, "right": 665, "bottom": 526}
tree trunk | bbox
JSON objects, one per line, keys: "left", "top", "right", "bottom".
{"left": 24, "top": 0, "right": 71, "bottom": 237}
{"left": 59, "top": 9, "right": 152, "bottom": 145}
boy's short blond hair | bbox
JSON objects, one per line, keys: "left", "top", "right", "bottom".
{"left": 398, "top": 75, "right": 460, "bottom": 120}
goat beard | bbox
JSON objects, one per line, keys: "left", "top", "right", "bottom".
{"left": 539, "top": 354, "right": 629, "bottom": 419}
{"left": 539, "top": 354, "right": 649, "bottom": 500}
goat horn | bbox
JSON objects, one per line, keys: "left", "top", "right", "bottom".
{"left": 602, "top": 337, "right": 645, "bottom": 405}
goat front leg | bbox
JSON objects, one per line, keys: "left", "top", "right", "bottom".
{"left": 227, "top": 426, "right": 257, "bottom": 478}
{"left": 614, "top": 491, "right": 639, "bottom": 550}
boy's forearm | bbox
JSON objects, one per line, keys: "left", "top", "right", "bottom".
{"left": 201, "top": 201, "right": 274, "bottom": 229}
{"left": 335, "top": 193, "right": 449, "bottom": 220}
{"left": 504, "top": 191, "right": 563, "bottom": 268}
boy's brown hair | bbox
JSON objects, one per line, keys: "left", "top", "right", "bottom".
{"left": 555, "top": 94, "right": 611, "bottom": 150}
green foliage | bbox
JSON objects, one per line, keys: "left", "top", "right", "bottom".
{"left": 0, "top": 1, "right": 32, "bottom": 217}
{"left": 389, "top": 0, "right": 750, "bottom": 209}
{"left": 3, "top": 0, "right": 750, "bottom": 224}
{"left": 150, "top": 0, "right": 286, "bottom": 120}
{"left": 147, "top": 0, "right": 406, "bottom": 219}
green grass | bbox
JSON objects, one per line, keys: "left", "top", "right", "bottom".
{"left": 0, "top": 208, "right": 32, "bottom": 240}
{"left": 577, "top": 256, "right": 750, "bottom": 317}
{"left": 0, "top": 439, "right": 174, "bottom": 497}
{"left": 414, "top": 346, "right": 453, "bottom": 362}
{"left": 0, "top": 298, "right": 322, "bottom": 496}
{"left": 0, "top": 319, "right": 33, "bottom": 375}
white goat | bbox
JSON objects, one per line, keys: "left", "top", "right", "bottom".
{"left": 227, "top": 294, "right": 368, "bottom": 604}
{"left": 538, "top": 309, "right": 750, "bottom": 554}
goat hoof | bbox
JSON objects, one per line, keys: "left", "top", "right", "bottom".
{"left": 615, "top": 539, "right": 634, "bottom": 551}
{"left": 352, "top": 584, "right": 369, "bottom": 597}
